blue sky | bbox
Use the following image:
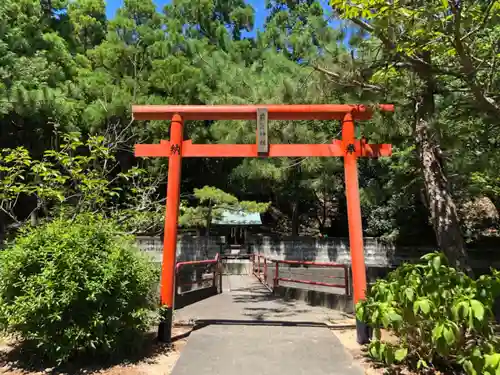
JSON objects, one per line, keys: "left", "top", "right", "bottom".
{"left": 105, "top": 0, "right": 339, "bottom": 38}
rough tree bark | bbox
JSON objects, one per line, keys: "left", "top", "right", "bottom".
{"left": 414, "top": 63, "right": 473, "bottom": 276}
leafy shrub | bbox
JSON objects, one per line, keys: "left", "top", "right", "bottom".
{"left": 357, "top": 252, "right": 500, "bottom": 375}
{"left": 0, "top": 215, "right": 159, "bottom": 364}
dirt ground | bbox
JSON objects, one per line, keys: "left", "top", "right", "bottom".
{"left": 334, "top": 327, "right": 389, "bottom": 375}
{"left": 332, "top": 319, "right": 416, "bottom": 375}
{"left": 0, "top": 326, "right": 193, "bottom": 375}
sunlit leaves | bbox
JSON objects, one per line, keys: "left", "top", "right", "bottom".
{"left": 0, "top": 132, "right": 158, "bottom": 231}
{"left": 357, "top": 251, "right": 500, "bottom": 374}
{"left": 413, "top": 297, "right": 432, "bottom": 315}
{"left": 68, "top": 0, "right": 106, "bottom": 50}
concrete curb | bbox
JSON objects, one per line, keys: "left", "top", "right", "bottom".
{"left": 175, "top": 319, "right": 357, "bottom": 331}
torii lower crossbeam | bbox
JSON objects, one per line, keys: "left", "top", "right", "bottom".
{"left": 132, "top": 104, "right": 394, "bottom": 344}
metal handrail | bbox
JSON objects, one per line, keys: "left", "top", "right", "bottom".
{"left": 175, "top": 253, "right": 222, "bottom": 295}
{"left": 252, "top": 254, "right": 349, "bottom": 295}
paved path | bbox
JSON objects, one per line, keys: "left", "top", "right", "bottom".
{"left": 174, "top": 275, "right": 346, "bottom": 324}
{"left": 171, "top": 275, "right": 363, "bottom": 375}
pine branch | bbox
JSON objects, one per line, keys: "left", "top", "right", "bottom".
{"left": 312, "top": 64, "right": 385, "bottom": 93}
{"left": 347, "top": 18, "right": 463, "bottom": 79}
{"left": 448, "top": 0, "right": 500, "bottom": 117}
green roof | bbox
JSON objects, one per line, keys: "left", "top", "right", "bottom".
{"left": 212, "top": 210, "right": 262, "bottom": 226}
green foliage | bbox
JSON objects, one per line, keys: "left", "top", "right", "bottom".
{"left": 0, "top": 214, "right": 159, "bottom": 364}
{"left": 179, "top": 185, "right": 270, "bottom": 228}
{"left": 0, "top": 131, "right": 163, "bottom": 235}
{"left": 329, "top": 0, "right": 500, "bottom": 203}
{"left": 1, "top": 0, "right": 499, "bottom": 245}
{"left": 194, "top": 186, "right": 239, "bottom": 206}
{"left": 357, "top": 252, "right": 500, "bottom": 374}
{"left": 326, "top": 0, "right": 500, "bottom": 251}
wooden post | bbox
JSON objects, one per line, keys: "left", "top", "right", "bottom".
{"left": 342, "top": 112, "right": 369, "bottom": 344}
{"left": 158, "top": 114, "right": 183, "bottom": 343}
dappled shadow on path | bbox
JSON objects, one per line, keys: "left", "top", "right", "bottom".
{"left": 228, "top": 282, "right": 320, "bottom": 321}
{"left": 229, "top": 285, "right": 298, "bottom": 307}
{"left": 242, "top": 306, "right": 311, "bottom": 320}
{"left": 231, "top": 291, "right": 296, "bottom": 305}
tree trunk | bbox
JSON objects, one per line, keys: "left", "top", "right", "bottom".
{"left": 291, "top": 201, "right": 300, "bottom": 236}
{"left": 414, "top": 76, "right": 473, "bottom": 276}
{"left": 204, "top": 202, "right": 212, "bottom": 258}
{"left": 30, "top": 208, "right": 39, "bottom": 227}
{"left": 0, "top": 211, "right": 5, "bottom": 247}
{"left": 320, "top": 184, "right": 327, "bottom": 233}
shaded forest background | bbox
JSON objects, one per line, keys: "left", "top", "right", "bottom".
{"left": 1, "top": 0, "right": 499, "bottom": 272}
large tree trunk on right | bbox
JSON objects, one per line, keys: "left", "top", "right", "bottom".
{"left": 414, "top": 77, "right": 473, "bottom": 276}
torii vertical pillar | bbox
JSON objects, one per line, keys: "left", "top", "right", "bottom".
{"left": 342, "top": 112, "right": 369, "bottom": 343}
{"left": 158, "top": 115, "right": 183, "bottom": 342}
{"left": 132, "top": 104, "right": 394, "bottom": 344}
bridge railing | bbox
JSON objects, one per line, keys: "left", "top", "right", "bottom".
{"left": 252, "top": 254, "right": 268, "bottom": 284}
{"left": 251, "top": 254, "right": 349, "bottom": 295}
{"left": 175, "top": 253, "right": 222, "bottom": 297}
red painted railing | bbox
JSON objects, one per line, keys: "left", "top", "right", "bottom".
{"left": 175, "top": 253, "right": 222, "bottom": 296}
{"left": 251, "top": 254, "right": 349, "bottom": 295}
{"left": 253, "top": 254, "right": 267, "bottom": 282}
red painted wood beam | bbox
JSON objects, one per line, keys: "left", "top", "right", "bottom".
{"left": 135, "top": 140, "right": 392, "bottom": 158}
{"left": 342, "top": 112, "right": 367, "bottom": 305}
{"left": 132, "top": 104, "right": 394, "bottom": 121}
{"left": 135, "top": 140, "right": 171, "bottom": 157}
{"left": 183, "top": 141, "right": 346, "bottom": 157}
{"left": 158, "top": 114, "right": 183, "bottom": 342}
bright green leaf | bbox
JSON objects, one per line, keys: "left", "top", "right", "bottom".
{"left": 432, "top": 254, "right": 441, "bottom": 272}
{"left": 463, "top": 359, "right": 477, "bottom": 375}
{"left": 417, "top": 359, "right": 428, "bottom": 369}
{"left": 394, "top": 347, "right": 408, "bottom": 362}
{"left": 443, "top": 326, "right": 456, "bottom": 346}
{"left": 470, "top": 299, "right": 485, "bottom": 321}
{"left": 485, "top": 353, "right": 500, "bottom": 368}
{"left": 404, "top": 287, "right": 414, "bottom": 302}
{"left": 432, "top": 323, "right": 444, "bottom": 342}
{"left": 413, "top": 298, "right": 431, "bottom": 315}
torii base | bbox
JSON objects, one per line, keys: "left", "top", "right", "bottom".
{"left": 158, "top": 307, "right": 174, "bottom": 344}
{"left": 356, "top": 319, "right": 372, "bottom": 344}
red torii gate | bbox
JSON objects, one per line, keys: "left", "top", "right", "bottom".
{"left": 132, "top": 104, "right": 394, "bottom": 343}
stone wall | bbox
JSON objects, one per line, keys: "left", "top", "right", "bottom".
{"left": 136, "top": 235, "right": 221, "bottom": 262}
{"left": 136, "top": 234, "right": 500, "bottom": 269}
{"left": 249, "top": 236, "right": 378, "bottom": 265}
{"left": 249, "top": 235, "right": 500, "bottom": 269}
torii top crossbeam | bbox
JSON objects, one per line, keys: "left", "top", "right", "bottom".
{"left": 133, "top": 104, "right": 394, "bottom": 158}
{"left": 132, "top": 104, "right": 394, "bottom": 121}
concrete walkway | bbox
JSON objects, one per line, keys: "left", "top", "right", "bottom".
{"left": 171, "top": 275, "right": 363, "bottom": 375}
